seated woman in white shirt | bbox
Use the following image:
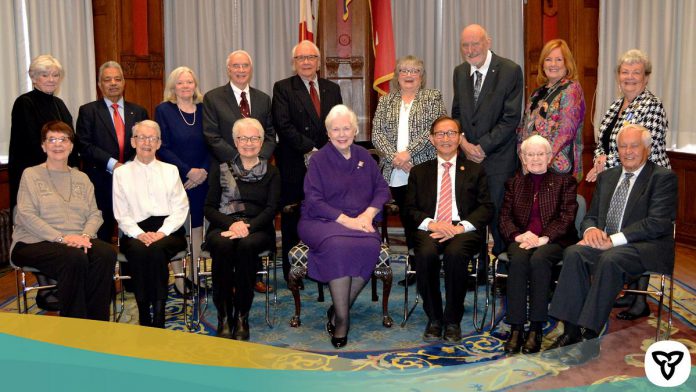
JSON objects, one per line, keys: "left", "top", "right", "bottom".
{"left": 113, "top": 120, "right": 189, "bottom": 328}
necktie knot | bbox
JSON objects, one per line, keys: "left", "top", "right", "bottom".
{"left": 112, "top": 103, "right": 119, "bottom": 110}
{"left": 624, "top": 172, "right": 634, "bottom": 180}
{"left": 442, "top": 162, "right": 453, "bottom": 170}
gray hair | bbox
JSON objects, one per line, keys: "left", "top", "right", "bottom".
{"left": 391, "top": 55, "right": 427, "bottom": 90}
{"left": 617, "top": 124, "right": 652, "bottom": 147}
{"left": 98, "top": 61, "right": 124, "bottom": 81}
{"left": 232, "top": 117, "right": 265, "bottom": 140}
{"left": 616, "top": 49, "right": 652, "bottom": 76}
{"left": 226, "top": 50, "right": 253, "bottom": 68}
{"left": 132, "top": 119, "right": 161, "bottom": 138}
{"left": 292, "top": 40, "right": 321, "bottom": 59}
{"left": 163, "top": 66, "right": 204, "bottom": 103}
{"left": 29, "top": 54, "right": 64, "bottom": 81}
{"left": 324, "top": 104, "right": 358, "bottom": 133}
{"left": 520, "top": 134, "right": 552, "bottom": 155}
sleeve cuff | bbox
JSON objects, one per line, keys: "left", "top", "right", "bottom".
{"left": 610, "top": 233, "right": 627, "bottom": 247}
{"left": 458, "top": 220, "right": 476, "bottom": 233}
{"left": 418, "top": 218, "right": 433, "bottom": 231}
{"left": 107, "top": 158, "right": 117, "bottom": 173}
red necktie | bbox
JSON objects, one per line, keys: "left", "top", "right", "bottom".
{"left": 112, "top": 103, "right": 125, "bottom": 163}
{"left": 436, "top": 162, "right": 453, "bottom": 222}
{"left": 309, "top": 81, "right": 321, "bottom": 116}
{"left": 240, "top": 91, "right": 250, "bottom": 118}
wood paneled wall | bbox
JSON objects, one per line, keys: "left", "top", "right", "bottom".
{"left": 668, "top": 152, "right": 696, "bottom": 247}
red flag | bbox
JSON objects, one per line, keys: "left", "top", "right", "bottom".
{"left": 369, "top": 0, "right": 395, "bottom": 95}
{"left": 343, "top": 0, "right": 352, "bottom": 21}
{"left": 299, "top": 0, "right": 314, "bottom": 42}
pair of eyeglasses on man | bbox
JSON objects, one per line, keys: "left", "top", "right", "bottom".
{"left": 236, "top": 136, "right": 263, "bottom": 143}
{"left": 45, "top": 137, "right": 70, "bottom": 144}
{"left": 293, "top": 55, "right": 319, "bottom": 62}
{"left": 229, "top": 63, "right": 250, "bottom": 70}
{"left": 132, "top": 135, "right": 161, "bottom": 143}
{"left": 524, "top": 152, "right": 551, "bottom": 158}
{"left": 432, "top": 130, "right": 460, "bottom": 139}
{"left": 399, "top": 68, "right": 422, "bottom": 75}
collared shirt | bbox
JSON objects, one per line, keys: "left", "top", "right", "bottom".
{"left": 104, "top": 97, "right": 125, "bottom": 173}
{"left": 469, "top": 50, "right": 493, "bottom": 87}
{"left": 230, "top": 82, "right": 251, "bottom": 110}
{"left": 418, "top": 155, "right": 475, "bottom": 233}
{"left": 112, "top": 157, "right": 189, "bottom": 238}
{"left": 300, "top": 75, "right": 321, "bottom": 101}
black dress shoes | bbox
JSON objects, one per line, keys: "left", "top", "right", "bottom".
{"left": 331, "top": 335, "right": 348, "bottom": 349}
{"left": 35, "top": 291, "right": 61, "bottom": 312}
{"left": 546, "top": 332, "right": 580, "bottom": 351}
{"left": 521, "top": 330, "right": 543, "bottom": 354}
{"left": 216, "top": 316, "right": 232, "bottom": 338}
{"left": 423, "top": 319, "right": 443, "bottom": 342}
{"left": 559, "top": 338, "right": 600, "bottom": 365}
{"left": 443, "top": 323, "right": 462, "bottom": 344}
{"left": 613, "top": 294, "right": 634, "bottom": 308}
{"left": 398, "top": 275, "right": 417, "bottom": 287}
{"left": 232, "top": 313, "right": 250, "bottom": 341}
{"left": 326, "top": 306, "right": 336, "bottom": 337}
{"left": 617, "top": 306, "right": 650, "bottom": 320}
{"left": 504, "top": 329, "right": 524, "bottom": 354}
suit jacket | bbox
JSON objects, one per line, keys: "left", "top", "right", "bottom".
{"left": 404, "top": 155, "right": 493, "bottom": 233}
{"left": 582, "top": 161, "right": 677, "bottom": 273}
{"left": 371, "top": 88, "right": 445, "bottom": 182}
{"left": 202, "top": 84, "right": 276, "bottom": 163}
{"left": 499, "top": 172, "right": 578, "bottom": 248}
{"left": 272, "top": 75, "right": 342, "bottom": 202}
{"left": 451, "top": 53, "right": 523, "bottom": 176}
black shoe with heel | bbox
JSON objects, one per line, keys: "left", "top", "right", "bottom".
{"left": 326, "top": 306, "right": 336, "bottom": 337}
{"left": 521, "top": 330, "right": 543, "bottom": 354}
{"left": 504, "top": 329, "right": 524, "bottom": 354}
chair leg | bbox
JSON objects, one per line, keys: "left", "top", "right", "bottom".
{"left": 14, "top": 269, "right": 23, "bottom": 314}
{"left": 371, "top": 278, "right": 378, "bottom": 302}
{"left": 401, "top": 254, "right": 418, "bottom": 327}
{"left": 667, "top": 274, "right": 674, "bottom": 340}
{"left": 471, "top": 255, "right": 491, "bottom": 333}
{"left": 317, "top": 282, "right": 325, "bottom": 302}
{"left": 288, "top": 269, "right": 305, "bottom": 327}
{"left": 656, "top": 274, "right": 666, "bottom": 341}
{"left": 378, "top": 267, "right": 393, "bottom": 327}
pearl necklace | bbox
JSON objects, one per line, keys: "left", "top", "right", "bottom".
{"left": 177, "top": 105, "right": 196, "bottom": 126}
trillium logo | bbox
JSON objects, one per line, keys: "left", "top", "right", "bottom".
{"left": 645, "top": 340, "right": 690, "bottom": 387}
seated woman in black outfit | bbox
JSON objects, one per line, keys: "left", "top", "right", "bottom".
{"left": 499, "top": 135, "right": 578, "bottom": 354}
{"left": 205, "top": 118, "right": 280, "bottom": 340}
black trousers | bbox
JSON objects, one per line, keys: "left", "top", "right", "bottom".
{"left": 12, "top": 239, "right": 116, "bottom": 320}
{"left": 390, "top": 185, "right": 415, "bottom": 250}
{"left": 413, "top": 229, "right": 480, "bottom": 325}
{"left": 487, "top": 172, "right": 514, "bottom": 256}
{"left": 208, "top": 228, "right": 274, "bottom": 318}
{"left": 119, "top": 216, "right": 187, "bottom": 304}
{"left": 549, "top": 244, "right": 645, "bottom": 332}
{"left": 505, "top": 242, "right": 564, "bottom": 325}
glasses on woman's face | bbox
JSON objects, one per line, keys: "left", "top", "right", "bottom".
{"left": 524, "top": 152, "right": 550, "bottom": 159}
{"left": 236, "top": 136, "right": 263, "bottom": 144}
{"left": 132, "top": 135, "right": 161, "bottom": 143}
{"left": 45, "top": 136, "right": 69, "bottom": 145}
{"left": 432, "top": 130, "right": 459, "bottom": 139}
{"left": 399, "top": 68, "right": 422, "bottom": 75}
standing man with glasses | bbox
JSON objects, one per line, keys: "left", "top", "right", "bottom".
{"left": 272, "top": 40, "right": 343, "bottom": 282}
{"left": 203, "top": 50, "right": 276, "bottom": 164}
{"left": 404, "top": 116, "right": 493, "bottom": 343}
{"left": 77, "top": 61, "right": 149, "bottom": 243}
{"left": 452, "top": 24, "right": 523, "bottom": 257}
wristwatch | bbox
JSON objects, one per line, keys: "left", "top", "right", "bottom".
{"left": 55, "top": 235, "right": 65, "bottom": 243}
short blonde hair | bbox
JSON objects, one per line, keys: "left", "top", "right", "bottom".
{"left": 616, "top": 49, "right": 652, "bottom": 76}
{"left": 617, "top": 124, "right": 651, "bottom": 148}
{"left": 536, "top": 39, "right": 578, "bottom": 85}
{"left": 520, "top": 134, "right": 552, "bottom": 155}
{"left": 29, "top": 55, "right": 64, "bottom": 88}
{"left": 232, "top": 117, "right": 264, "bottom": 140}
{"left": 391, "top": 55, "right": 427, "bottom": 90}
{"left": 133, "top": 119, "right": 161, "bottom": 138}
{"left": 163, "top": 66, "right": 203, "bottom": 103}
{"left": 325, "top": 104, "right": 358, "bottom": 133}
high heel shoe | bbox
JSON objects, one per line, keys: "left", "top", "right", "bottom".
{"left": 331, "top": 335, "right": 348, "bottom": 349}
{"left": 326, "top": 306, "right": 336, "bottom": 337}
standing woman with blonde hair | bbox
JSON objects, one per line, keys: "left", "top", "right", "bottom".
{"left": 155, "top": 66, "right": 210, "bottom": 296}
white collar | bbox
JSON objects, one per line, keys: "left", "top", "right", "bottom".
{"left": 469, "top": 50, "right": 493, "bottom": 76}
{"left": 230, "top": 83, "right": 250, "bottom": 97}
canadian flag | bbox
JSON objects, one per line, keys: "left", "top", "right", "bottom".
{"left": 299, "top": 0, "right": 314, "bottom": 42}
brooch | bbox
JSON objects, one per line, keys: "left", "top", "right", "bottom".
{"left": 358, "top": 161, "right": 364, "bottom": 169}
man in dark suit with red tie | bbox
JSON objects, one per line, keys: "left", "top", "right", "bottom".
{"left": 404, "top": 116, "right": 493, "bottom": 343}
{"left": 202, "top": 50, "right": 276, "bottom": 164}
{"left": 547, "top": 124, "right": 677, "bottom": 365}
{"left": 272, "top": 40, "right": 343, "bottom": 281}
{"left": 77, "top": 61, "right": 148, "bottom": 242}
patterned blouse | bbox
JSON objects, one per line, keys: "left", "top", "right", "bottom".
{"left": 371, "top": 88, "right": 446, "bottom": 183}
{"left": 519, "top": 79, "right": 585, "bottom": 181}
{"left": 595, "top": 89, "right": 671, "bottom": 169}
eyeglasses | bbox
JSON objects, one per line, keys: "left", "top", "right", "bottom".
{"left": 46, "top": 136, "right": 69, "bottom": 144}
{"left": 294, "top": 55, "right": 319, "bottom": 62}
{"left": 399, "top": 68, "right": 422, "bottom": 75}
{"left": 432, "top": 130, "right": 460, "bottom": 139}
{"left": 524, "top": 152, "right": 550, "bottom": 158}
{"left": 329, "top": 126, "right": 354, "bottom": 134}
{"left": 132, "top": 135, "right": 161, "bottom": 143}
{"left": 230, "top": 63, "right": 251, "bottom": 70}
{"left": 236, "top": 136, "right": 263, "bottom": 144}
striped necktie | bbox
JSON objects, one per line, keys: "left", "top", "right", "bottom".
{"left": 436, "top": 162, "right": 453, "bottom": 223}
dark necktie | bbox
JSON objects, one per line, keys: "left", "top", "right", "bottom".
{"left": 240, "top": 91, "right": 250, "bottom": 118}
{"left": 309, "top": 80, "right": 321, "bottom": 116}
{"left": 473, "top": 70, "right": 482, "bottom": 104}
{"left": 436, "top": 162, "right": 453, "bottom": 223}
{"left": 112, "top": 103, "right": 125, "bottom": 163}
{"left": 605, "top": 172, "right": 634, "bottom": 234}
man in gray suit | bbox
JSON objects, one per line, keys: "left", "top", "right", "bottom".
{"left": 547, "top": 124, "right": 677, "bottom": 365}
{"left": 452, "top": 24, "right": 523, "bottom": 256}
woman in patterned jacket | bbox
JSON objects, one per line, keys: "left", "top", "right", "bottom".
{"left": 586, "top": 49, "right": 671, "bottom": 321}
{"left": 372, "top": 55, "right": 446, "bottom": 280}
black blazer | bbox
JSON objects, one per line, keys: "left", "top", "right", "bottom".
{"left": 582, "top": 161, "right": 677, "bottom": 273}
{"left": 76, "top": 99, "right": 148, "bottom": 171}
{"left": 404, "top": 155, "right": 493, "bottom": 233}
{"left": 451, "top": 53, "right": 523, "bottom": 176}
{"left": 272, "top": 75, "right": 342, "bottom": 200}
{"left": 202, "top": 84, "right": 276, "bottom": 163}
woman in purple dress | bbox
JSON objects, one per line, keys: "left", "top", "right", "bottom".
{"left": 298, "top": 105, "right": 390, "bottom": 349}
{"left": 155, "top": 66, "right": 210, "bottom": 295}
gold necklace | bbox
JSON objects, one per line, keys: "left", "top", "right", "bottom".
{"left": 45, "top": 165, "right": 73, "bottom": 203}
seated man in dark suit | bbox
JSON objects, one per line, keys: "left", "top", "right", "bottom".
{"left": 548, "top": 124, "right": 677, "bottom": 365}
{"left": 404, "top": 116, "right": 493, "bottom": 343}
{"left": 77, "top": 61, "right": 149, "bottom": 243}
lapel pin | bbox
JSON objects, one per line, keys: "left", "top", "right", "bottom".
{"left": 459, "top": 166, "right": 465, "bottom": 171}
{"left": 358, "top": 161, "right": 364, "bottom": 169}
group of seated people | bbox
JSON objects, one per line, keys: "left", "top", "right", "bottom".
{"left": 9, "top": 24, "right": 677, "bottom": 360}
